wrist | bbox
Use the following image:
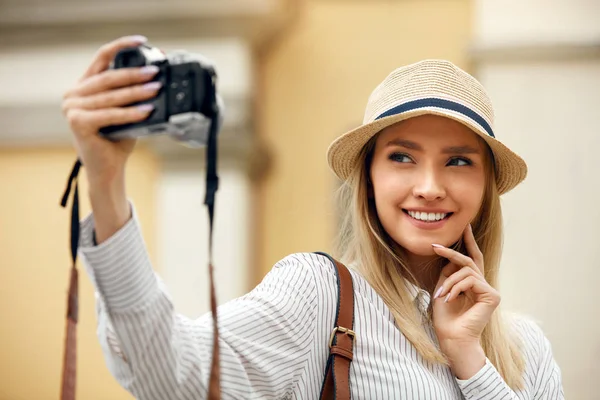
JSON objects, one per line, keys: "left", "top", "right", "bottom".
{"left": 85, "top": 163, "right": 126, "bottom": 191}
{"left": 441, "top": 341, "right": 486, "bottom": 380}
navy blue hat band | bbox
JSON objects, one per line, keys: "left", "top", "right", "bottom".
{"left": 374, "top": 97, "right": 495, "bottom": 138}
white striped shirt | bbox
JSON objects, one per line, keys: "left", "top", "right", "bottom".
{"left": 79, "top": 206, "right": 564, "bottom": 399}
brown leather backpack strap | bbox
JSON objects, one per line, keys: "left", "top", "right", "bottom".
{"left": 60, "top": 266, "right": 78, "bottom": 400}
{"left": 207, "top": 263, "right": 221, "bottom": 399}
{"left": 315, "top": 252, "right": 355, "bottom": 400}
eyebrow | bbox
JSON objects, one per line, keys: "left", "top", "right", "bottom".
{"left": 386, "top": 139, "right": 480, "bottom": 155}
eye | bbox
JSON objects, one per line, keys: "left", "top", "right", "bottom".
{"left": 447, "top": 157, "right": 472, "bottom": 166}
{"left": 389, "top": 152, "right": 413, "bottom": 163}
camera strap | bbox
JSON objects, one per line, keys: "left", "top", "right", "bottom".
{"left": 59, "top": 158, "right": 82, "bottom": 400}
{"left": 204, "top": 72, "right": 222, "bottom": 399}
{"left": 58, "top": 74, "right": 223, "bottom": 399}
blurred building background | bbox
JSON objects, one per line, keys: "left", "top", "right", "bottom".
{"left": 0, "top": 0, "right": 598, "bottom": 398}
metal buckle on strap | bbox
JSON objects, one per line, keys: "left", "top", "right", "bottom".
{"left": 329, "top": 326, "right": 356, "bottom": 348}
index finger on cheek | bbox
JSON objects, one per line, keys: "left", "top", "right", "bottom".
{"left": 432, "top": 245, "right": 483, "bottom": 278}
{"left": 464, "top": 224, "right": 484, "bottom": 270}
{"left": 432, "top": 245, "right": 470, "bottom": 266}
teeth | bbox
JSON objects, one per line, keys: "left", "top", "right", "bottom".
{"left": 407, "top": 210, "right": 448, "bottom": 222}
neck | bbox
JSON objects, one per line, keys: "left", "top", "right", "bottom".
{"left": 403, "top": 252, "right": 443, "bottom": 294}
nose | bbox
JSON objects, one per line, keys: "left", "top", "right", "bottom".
{"left": 412, "top": 166, "right": 446, "bottom": 201}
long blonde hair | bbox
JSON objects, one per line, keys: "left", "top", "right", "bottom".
{"left": 334, "top": 134, "right": 525, "bottom": 389}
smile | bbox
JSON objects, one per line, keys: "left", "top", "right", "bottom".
{"left": 403, "top": 209, "right": 453, "bottom": 223}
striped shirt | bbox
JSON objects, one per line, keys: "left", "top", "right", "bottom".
{"left": 79, "top": 206, "right": 564, "bottom": 399}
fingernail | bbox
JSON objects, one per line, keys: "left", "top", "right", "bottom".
{"left": 143, "top": 81, "right": 162, "bottom": 91}
{"left": 434, "top": 287, "right": 444, "bottom": 299}
{"left": 444, "top": 294, "right": 450, "bottom": 303}
{"left": 137, "top": 104, "right": 154, "bottom": 113}
{"left": 432, "top": 244, "right": 444, "bottom": 248}
{"left": 140, "top": 65, "right": 159, "bottom": 76}
{"left": 128, "top": 35, "right": 148, "bottom": 43}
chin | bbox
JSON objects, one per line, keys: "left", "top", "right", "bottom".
{"left": 382, "top": 215, "right": 466, "bottom": 257}
{"left": 392, "top": 230, "right": 463, "bottom": 257}
{"left": 399, "top": 240, "right": 439, "bottom": 256}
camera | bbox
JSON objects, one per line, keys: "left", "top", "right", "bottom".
{"left": 99, "top": 44, "right": 223, "bottom": 148}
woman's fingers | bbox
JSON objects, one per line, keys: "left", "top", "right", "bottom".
{"left": 443, "top": 275, "right": 500, "bottom": 306}
{"left": 62, "top": 81, "right": 162, "bottom": 113}
{"left": 432, "top": 245, "right": 481, "bottom": 275}
{"left": 65, "top": 66, "right": 160, "bottom": 100}
{"left": 66, "top": 104, "right": 154, "bottom": 136}
{"left": 80, "top": 35, "right": 148, "bottom": 81}
{"left": 434, "top": 266, "right": 485, "bottom": 300}
{"left": 61, "top": 36, "right": 160, "bottom": 133}
{"left": 432, "top": 240, "right": 483, "bottom": 276}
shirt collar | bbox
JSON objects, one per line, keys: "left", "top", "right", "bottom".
{"left": 404, "top": 280, "right": 432, "bottom": 315}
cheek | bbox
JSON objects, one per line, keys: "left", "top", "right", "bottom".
{"left": 371, "top": 169, "right": 409, "bottom": 206}
{"left": 370, "top": 167, "right": 404, "bottom": 220}
{"left": 453, "top": 175, "right": 486, "bottom": 215}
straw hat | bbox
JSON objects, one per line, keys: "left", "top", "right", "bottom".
{"left": 327, "top": 59, "right": 527, "bottom": 194}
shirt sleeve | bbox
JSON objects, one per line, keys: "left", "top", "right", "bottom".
{"left": 455, "top": 358, "right": 518, "bottom": 399}
{"left": 79, "top": 205, "right": 328, "bottom": 400}
{"left": 455, "top": 317, "right": 565, "bottom": 400}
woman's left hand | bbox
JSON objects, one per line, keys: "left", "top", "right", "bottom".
{"left": 431, "top": 224, "right": 501, "bottom": 378}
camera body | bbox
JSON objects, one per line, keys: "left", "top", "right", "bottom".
{"left": 99, "top": 44, "right": 223, "bottom": 148}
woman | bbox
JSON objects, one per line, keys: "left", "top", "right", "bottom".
{"left": 62, "top": 36, "right": 564, "bottom": 399}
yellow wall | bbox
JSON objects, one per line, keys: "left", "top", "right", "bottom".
{"left": 256, "top": 0, "right": 472, "bottom": 275}
{"left": 0, "top": 146, "right": 158, "bottom": 399}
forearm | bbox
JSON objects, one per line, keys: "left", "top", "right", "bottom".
{"left": 88, "top": 171, "right": 130, "bottom": 244}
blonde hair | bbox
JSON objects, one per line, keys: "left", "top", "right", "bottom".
{"left": 334, "top": 134, "right": 526, "bottom": 389}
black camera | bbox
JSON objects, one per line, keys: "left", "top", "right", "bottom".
{"left": 99, "top": 44, "right": 223, "bottom": 147}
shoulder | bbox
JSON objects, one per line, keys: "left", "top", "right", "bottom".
{"left": 509, "top": 313, "right": 548, "bottom": 340}
{"left": 505, "top": 314, "right": 564, "bottom": 394}
{"left": 259, "top": 252, "right": 340, "bottom": 301}
{"left": 506, "top": 312, "right": 556, "bottom": 359}
{"left": 271, "top": 252, "right": 338, "bottom": 280}
{"left": 257, "top": 252, "right": 339, "bottom": 288}
{"left": 272, "top": 252, "right": 368, "bottom": 295}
